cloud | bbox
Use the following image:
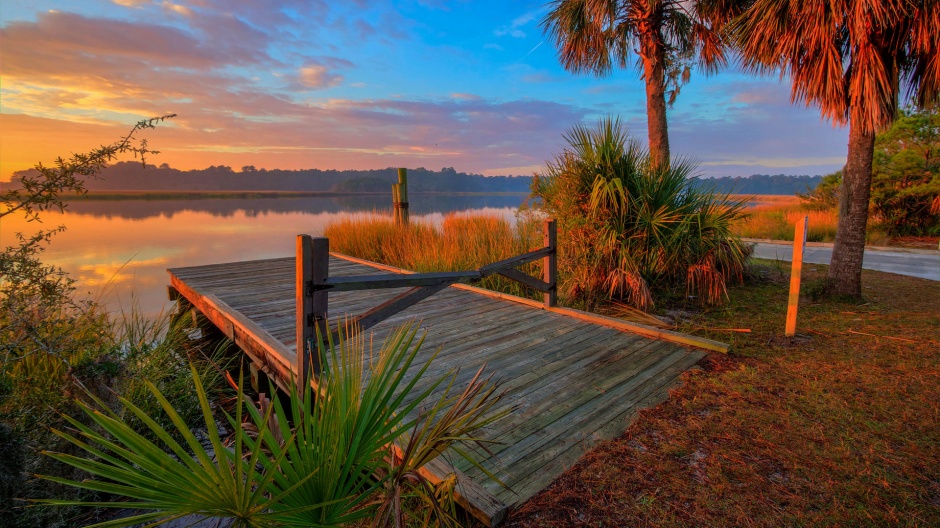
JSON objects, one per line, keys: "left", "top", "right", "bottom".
{"left": 2, "top": 92, "right": 588, "bottom": 180}
{"left": 495, "top": 27, "right": 526, "bottom": 38}
{"left": 298, "top": 64, "right": 344, "bottom": 89}
{"left": 161, "top": 1, "right": 192, "bottom": 16}
{"left": 494, "top": 6, "right": 548, "bottom": 39}
{"left": 521, "top": 72, "right": 567, "bottom": 83}
{"left": 484, "top": 43, "right": 504, "bottom": 51}
{"left": 668, "top": 80, "right": 848, "bottom": 176}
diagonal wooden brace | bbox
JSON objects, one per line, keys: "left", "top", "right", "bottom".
{"left": 330, "top": 281, "right": 452, "bottom": 343}
{"left": 496, "top": 267, "right": 552, "bottom": 292}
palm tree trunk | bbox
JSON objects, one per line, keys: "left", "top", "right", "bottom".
{"left": 639, "top": 30, "right": 670, "bottom": 168}
{"left": 828, "top": 119, "right": 875, "bottom": 298}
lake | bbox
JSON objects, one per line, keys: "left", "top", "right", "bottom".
{"left": 1, "top": 194, "right": 528, "bottom": 318}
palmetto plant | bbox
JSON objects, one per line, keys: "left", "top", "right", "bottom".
{"left": 38, "top": 321, "right": 503, "bottom": 527}
{"left": 532, "top": 117, "right": 750, "bottom": 310}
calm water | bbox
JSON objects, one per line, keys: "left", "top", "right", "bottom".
{"left": 1, "top": 194, "right": 527, "bottom": 317}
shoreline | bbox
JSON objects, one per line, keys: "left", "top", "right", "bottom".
{"left": 53, "top": 190, "right": 531, "bottom": 200}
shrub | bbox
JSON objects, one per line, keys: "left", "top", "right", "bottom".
{"left": 531, "top": 117, "right": 751, "bottom": 310}
{"left": 0, "top": 116, "right": 230, "bottom": 527}
{"left": 39, "top": 322, "right": 503, "bottom": 528}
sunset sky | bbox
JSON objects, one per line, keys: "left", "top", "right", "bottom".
{"left": 1, "top": 0, "right": 850, "bottom": 181}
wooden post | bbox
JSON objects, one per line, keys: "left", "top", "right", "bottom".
{"left": 785, "top": 216, "right": 808, "bottom": 337}
{"left": 398, "top": 168, "right": 409, "bottom": 225}
{"left": 392, "top": 184, "right": 401, "bottom": 224}
{"left": 296, "top": 235, "right": 329, "bottom": 392}
{"left": 543, "top": 219, "right": 557, "bottom": 307}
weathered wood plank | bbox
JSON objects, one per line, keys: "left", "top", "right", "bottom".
{"left": 498, "top": 350, "right": 704, "bottom": 503}
{"left": 168, "top": 251, "right": 719, "bottom": 526}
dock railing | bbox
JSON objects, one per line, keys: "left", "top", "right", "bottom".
{"left": 295, "top": 219, "right": 557, "bottom": 387}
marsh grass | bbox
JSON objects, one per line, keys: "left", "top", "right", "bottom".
{"left": 732, "top": 195, "right": 891, "bottom": 245}
{"left": 324, "top": 213, "right": 545, "bottom": 300}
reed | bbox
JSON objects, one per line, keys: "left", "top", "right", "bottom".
{"left": 324, "top": 213, "right": 545, "bottom": 299}
{"left": 733, "top": 198, "right": 890, "bottom": 245}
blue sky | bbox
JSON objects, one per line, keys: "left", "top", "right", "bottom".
{"left": 0, "top": 0, "right": 849, "bottom": 179}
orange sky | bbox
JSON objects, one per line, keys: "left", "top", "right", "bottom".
{"left": 1, "top": 2, "right": 850, "bottom": 182}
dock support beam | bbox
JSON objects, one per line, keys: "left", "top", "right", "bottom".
{"left": 543, "top": 219, "right": 557, "bottom": 307}
{"left": 296, "top": 234, "right": 329, "bottom": 392}
{"left": 393, "top": 168, "right": 409, "bottom": 225}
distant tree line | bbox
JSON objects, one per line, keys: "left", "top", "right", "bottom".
{"left": 5, "top": 163, "right": 827, "bottom": 196}
{"left": 690, "top": 174, "right": 823, "bottom": 195}
{"left": 6, "top": 163, "right": 532, "bottom": 193}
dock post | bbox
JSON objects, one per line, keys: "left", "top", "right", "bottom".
{"left": 392, "top": 184, "right": 401, "bottom": 224}
{"left": 543, "top": 219, "right": 557, "bottom": 307}
{"left": 296, "top": 235, "right": 329, "bottom": 393}
{"left": 394, "top": 168, "right": 409, "bottom": 225}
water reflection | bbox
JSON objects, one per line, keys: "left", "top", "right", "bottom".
{"left": 65, "top": 194, "right": 529, "bottom": 220}
{"left": 1, "top": 195, "right": 527, "bottom": 317}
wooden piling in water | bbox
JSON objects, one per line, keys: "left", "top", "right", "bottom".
{"left": 393, "top": 167, "right": 409, "bottom": 225}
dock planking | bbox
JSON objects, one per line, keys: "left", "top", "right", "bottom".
{"left": 168, "top": 253, "right": 716, "bottom": 526}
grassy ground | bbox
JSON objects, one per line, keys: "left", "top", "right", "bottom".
{"left": 507, "top": 262, "right": 940, "bottom": 527}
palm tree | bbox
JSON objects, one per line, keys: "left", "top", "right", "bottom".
{"left": 541, "top": 0, "right": 727, "bottom": 167}
{"left": 723, "top": 0, "right": 940, "bottom": 297}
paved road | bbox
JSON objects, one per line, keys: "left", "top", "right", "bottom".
{"left": 750, "top": 241, "right": 940, "bottom": 282}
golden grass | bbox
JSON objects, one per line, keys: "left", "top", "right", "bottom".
{"left": 323, "top": 213, "right": 545, "bottom": 299}
{"left": 732, "top": 195, "right": 890, "bottom": 245}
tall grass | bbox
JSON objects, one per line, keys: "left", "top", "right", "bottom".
{"left": 325, "top": 213, "right": 545, "bottom": 299}
{"left": 732, "top": 197, "right": 890, "bottom": 245}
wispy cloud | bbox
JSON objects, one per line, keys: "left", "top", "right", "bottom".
{"left": 494, "top": 6, "right": 548, "bottom": 38}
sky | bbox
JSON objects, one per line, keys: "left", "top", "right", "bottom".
{"left": 0, "top": 0, "right": 851, "bottom": 181}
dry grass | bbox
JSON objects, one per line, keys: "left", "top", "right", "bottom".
{"left": 507, "top": 264, "right": 940, "bottom": 527}
{"left": 732, "top": 195, "right": 892, "bottom": 245}
{"left": 323, "top": 213, "right": 545, "bottom": 299}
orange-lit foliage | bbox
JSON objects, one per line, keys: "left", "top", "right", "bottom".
{"left": 732, "top": 195, "right": 890, "bottom": 245}
{"left": 324, "top": 213, "right": 544, "bottom": 299}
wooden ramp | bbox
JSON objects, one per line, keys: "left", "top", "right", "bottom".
{"left": 168, "top": 254, "right": 722, "bottom": 526}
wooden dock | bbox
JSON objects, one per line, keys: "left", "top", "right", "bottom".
{"left": 168, "top": 244, "right": 725, "bottom": 526}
